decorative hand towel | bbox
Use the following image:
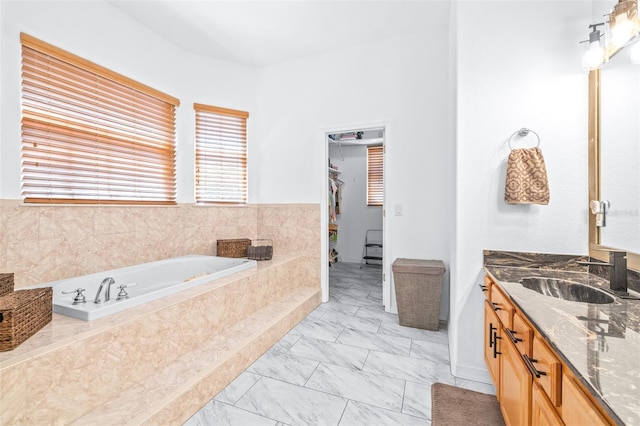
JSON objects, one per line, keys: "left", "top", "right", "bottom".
{"left": 504, "top": 147, "right": 549, "bottom": 205}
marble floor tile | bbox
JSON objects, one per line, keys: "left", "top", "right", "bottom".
{"left": 338, "top": 400, "right": 427, "bottom": 426}
{"left": 336, "top": 328, "right": 412, "bottom": 357}
{"left": 410, "top": 340, "right": 451, "bottom": 366}
{"left": 305, "top": 363, "right": 405, "bottom": 411}
{"left": 455, "top": 377, "right": 497, "bottom": 395}
{"left": 377, "top": 320, "right": 449, "bottom": 344}
{"left": 317, "top": 300, "right": 360, "bottom": 316}
{"left": 235, "top": 377, "right": 348, "bottom": 426}
{"left": 402, "top": 381, "right": 431, "bottom": 420}
{"left": 334, "top": 294, "right": 380, "bottom": 307}
{"left": 246, "top": 350, "right": 319, "bottom": 386}
{"left": 319, "top": 311, "right": 381, "bottom": 333}
{"left": 362, "top": 351, "right": 456, "bottom": 386}
{"left": 214, "top": 372, "right": 262, "bottom": 405}
{"left": 184, "top": 400, "right": 277, "bottom": 426}
{"left": 289, "top": 337, "right": 369, "bottom": 370}
{"left": 353, "top": 305, "right": 401, "bottom": 324}
{"left": 331, "top": 286, "right": 372, "bottom": 300}
{"left": 289, "top": 318, "right": 344, "bottom": 342}
{"left": 269, "top": 333, "right": 302, "bottom": 354}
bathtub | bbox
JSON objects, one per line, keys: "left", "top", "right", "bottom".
{"left": 38, "top": 255, "right": 257, "bottom": 321}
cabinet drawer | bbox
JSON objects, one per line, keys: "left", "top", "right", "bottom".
{"left": 527, "top": 337, "right": 561, "bottom": 407}
{"left": 505, "top": 312, "right": 533, "bottom": 358}
{"left": 481, "top": 275, "right": 493, "bottom": 300}
{"left": 490, "top": 284, "right": 514, "bottom": 329}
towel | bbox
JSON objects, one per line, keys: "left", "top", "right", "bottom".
{"left": 504, "top": 147, "right": 549, "bottom": 205}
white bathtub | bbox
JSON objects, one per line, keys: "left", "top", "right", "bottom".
{"left": 38, "top": 255, "right": 257, "bottom": 321}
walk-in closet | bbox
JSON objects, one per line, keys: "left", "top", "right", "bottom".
{"left": 327, "top": 129, "right": 384, "bottom": 269}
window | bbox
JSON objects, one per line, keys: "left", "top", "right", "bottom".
{"left": 194, "top": 103, "right": 249, "bottom": 204}
{"left": 367, "top": 145, "right": 383, "bottom": 206}
{"left": 20, "top": 33, "right": 179, "bottom": 204}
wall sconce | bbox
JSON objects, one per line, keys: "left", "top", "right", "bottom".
{"left": 582, "top": 23, "right": 606, "bottom": 70}
{"left": 608, "top": 0, "right": 639, "bottom": 47}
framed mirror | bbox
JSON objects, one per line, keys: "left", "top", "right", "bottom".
{"left": 589, "top": 38, "right": 640, "bottom": 271}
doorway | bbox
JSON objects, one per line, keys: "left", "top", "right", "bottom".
{"left": 320, "top": 123, "right": 391, "bottom": 312}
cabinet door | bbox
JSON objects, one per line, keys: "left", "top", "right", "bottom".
{"left": 532, "top": 381, "right": 563, "bottom": 426}
{"left": 561, "top": 374, "right": 610, "bottom": 426}
{"left": 484, "top": 300, "right": 502, "bottom": 398}
{"left": 500, "top": 336, "right": 532, "bottom": 426}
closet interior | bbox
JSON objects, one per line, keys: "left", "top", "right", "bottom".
{"left": 327, "top": 128, "right": 384, "bottom": 267}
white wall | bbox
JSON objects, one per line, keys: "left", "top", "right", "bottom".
{"left": 451, "top": 1, "right": 592, "bottom": 381}
{"left": 253, "top": 1, "right": 453, "bottom": 320}
{"left": 0, "top": 0, "right": 258, "bottom": 203}
{"left": 330, "top": 144, "right": 383, "bottom": 264}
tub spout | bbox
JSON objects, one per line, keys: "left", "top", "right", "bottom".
{"left": 94, "top": 277, "right": 115, "bottom": 304}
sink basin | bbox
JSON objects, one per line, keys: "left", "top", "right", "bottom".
{"left": 520, "top": 277, "right": 615, "bottom": 304}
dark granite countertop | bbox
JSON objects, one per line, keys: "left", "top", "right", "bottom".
{"left": 484, "top": 251, "right": 640, "bottom": 426}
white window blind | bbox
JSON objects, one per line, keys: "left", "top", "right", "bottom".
{"left": 194, "top": 103, "right": 249, "bottom": 204}
{"left": 20, "top": 33, "right": 179, "bottom": 204}
{"left": 367, "top": 145, "right": 383, "bottom": 206}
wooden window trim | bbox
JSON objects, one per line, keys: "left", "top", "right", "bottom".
{"left": 21, "top": 33, "right": 178, "bottom": 205}
{"left": 367, "top": 145, "right": 384, "bottom": 206}
{"left": 194, "top": 103, "right": 249, "bottom": 205}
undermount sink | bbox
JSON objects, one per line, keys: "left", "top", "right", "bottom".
{"left": 520, "top": 277, "right": 615, "bottom": 304}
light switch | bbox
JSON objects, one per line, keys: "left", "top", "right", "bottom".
{"left": 394, "top": 205, "right": 403, "bottom": 216}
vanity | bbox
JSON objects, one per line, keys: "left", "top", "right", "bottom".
{"left": 481, "top": 250, "right": 640, "bottom": 425}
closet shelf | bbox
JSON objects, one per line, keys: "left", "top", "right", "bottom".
{"left": 328, "top": 167, "right": 341, "bottom": 174}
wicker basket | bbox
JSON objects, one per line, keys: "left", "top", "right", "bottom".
{"left": 0, "top": 287, "right": 53, "bottom": 352}
{"left": 217, "top": 238, "right": 251, "bottom": 258}
{"left": 0, "top": 273, "right": 14, "bottom": 297}
{"left": 392, "top": 259, "right": 445, "bottom": 331}
{"left": 247, "top": 239, "right": 273, "bottom": 261}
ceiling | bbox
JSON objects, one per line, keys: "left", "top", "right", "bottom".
{"left": 107, "top": 0, "right": 438, "bottom": 68}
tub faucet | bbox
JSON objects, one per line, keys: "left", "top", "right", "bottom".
{"left": 94, "top": 277, "right": 116, "bottom": 304}
{"left": 578, "top": 251, "right": 628, "bottom": 295}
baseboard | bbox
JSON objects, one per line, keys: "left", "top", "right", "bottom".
{"left": 451, "top": 362, "right": 492, "bottom": 384}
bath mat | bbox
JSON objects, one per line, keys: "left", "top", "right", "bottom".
{"left": 431, "top": 383, "right": 504, "bottom": 426}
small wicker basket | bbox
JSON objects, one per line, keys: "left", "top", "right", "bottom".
{"left": 0, "top": 287, "right": 53, "bottom": 352}
{"left": 247, "top": 239, "right": 273, "bottom": 261}
{"left": 0, "top": 273, "right": 14, "bottom": 297}
{"left": 217, "top": 238, "right": 252, "bottom": 258}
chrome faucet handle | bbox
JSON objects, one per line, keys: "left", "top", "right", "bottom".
{"left": 116, "top": 283, "right": 136, "bottom": 301}
{"left": 62, "top": 288, "right": 87, "bottom": 305}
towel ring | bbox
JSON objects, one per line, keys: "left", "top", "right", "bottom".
{"left": 508, "top": 128, "right": 540, "bottom": 150}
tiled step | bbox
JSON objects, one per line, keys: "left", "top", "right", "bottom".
{"left": 71, "top": 287, "right": 320, "bottom": 425}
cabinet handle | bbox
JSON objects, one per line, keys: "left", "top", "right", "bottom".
{"left": 505, "top": 328, "right": 522, "bottom": 344}
{"left": 479, "top": 283, "right": 488, "bottom": 292}
{"left": 493, "top": 331, "right": 502, "bottom": 359}
{"left": 491, "top": 302, "right": 501, "bottom": 311}
{"left": 489, "top": 323, "right": 496, "bottom": 347}
{"left": 523, "top": 354, "right": 547, "bottom": 378}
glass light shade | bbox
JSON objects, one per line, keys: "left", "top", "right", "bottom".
{"left": 609, "top": 0, "right": 639, "bottom": 47}
{"left": 583, "top": 41, "right": 605, "bottom": 69}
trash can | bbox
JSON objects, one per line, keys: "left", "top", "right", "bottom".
{"left": 392, "top": 258, "right": 445, "bottom": 331}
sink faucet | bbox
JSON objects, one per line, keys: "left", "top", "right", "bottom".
{"left": 94, "top": 277, "right": 115, "bottom": 304}
{"left": 578, "top": 251, "right": 628, "bottom": 295}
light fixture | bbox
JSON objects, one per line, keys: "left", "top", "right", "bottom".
{"left": 609, "top": 0, "right": 639, "bottom": 47}
{"left": 582, "top": 23, "right": 606, "bottom": 70}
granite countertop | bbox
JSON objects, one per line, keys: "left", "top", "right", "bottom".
{"left": 484, "top": 251, "right": 640, "bottom": 426}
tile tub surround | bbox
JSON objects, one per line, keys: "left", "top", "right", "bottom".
{"left": 0, "top": 201, "right": 320, "bottom": 289}
{"left": 0, "top": 255, "right": 320, "bottom": 425}
{"left": 484, "top": 251, "right": 640, "bottom": 425}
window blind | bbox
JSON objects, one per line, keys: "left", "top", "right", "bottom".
{"left": 367, "top": 145, "right": 384, "bottom": 206}
{"left": 20, "top": 33, "right": 179, "bottom": 204}
{"left": 194, "top": 103, "right": 249, "bottom": 204}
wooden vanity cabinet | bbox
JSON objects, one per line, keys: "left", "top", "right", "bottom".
{"left": 561, "top": 374, "right": 609, "bottom": 426}
{"left": 482, "top": 275, "right": 615, "bottom": 426}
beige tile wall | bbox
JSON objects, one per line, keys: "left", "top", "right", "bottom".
{"left": 0, "top": 201, "right": 320, "bottom": 289}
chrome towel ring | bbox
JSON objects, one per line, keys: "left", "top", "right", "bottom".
{"left": 508, "top": 128, "right": 540, "bottom": 150}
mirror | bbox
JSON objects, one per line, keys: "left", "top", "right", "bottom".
{"left": 589, "top": 33, "right": 640, "bottom": 271}
{"left": 599, "top": 41, "right": 640, "bottom": 253}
